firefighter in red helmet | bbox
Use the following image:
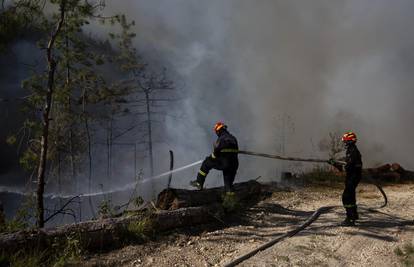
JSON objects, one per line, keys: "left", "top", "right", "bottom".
{"left": 190, "top": 122, "right": 239, "bottom": 192}
{"left": 330, "top": 131, "right": 362, "bottom": 226}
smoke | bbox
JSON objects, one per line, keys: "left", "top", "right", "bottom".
{"left": 2, "top": 0, "right": 414, "bottom": 196}
{"left": 99, "top": 0, "right": 414, "bottom": 181}
{"left": 0, "top": 40, "right": 42, "bottom": 186}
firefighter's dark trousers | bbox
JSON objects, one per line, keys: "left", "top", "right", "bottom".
{"left": 342, "top": 170, "right": 361, "bottom": 220}
{"left": 196, "top": 155, "right": 239, "bottom": 192}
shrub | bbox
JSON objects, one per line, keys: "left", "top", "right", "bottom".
{"left": 125, "top": 217, "right": 153, "bottom": 242}
{"left": 394, "top": 241, "right": 414, "bottom": 267}
{"left": 222, "top": 192, "right": 240, "bottom": 212}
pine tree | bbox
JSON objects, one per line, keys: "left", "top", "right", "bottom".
{"left": 6, "top": 0, "right": 129, "bottom": 227}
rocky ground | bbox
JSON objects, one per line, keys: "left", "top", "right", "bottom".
{"left": 82, "top": 182, "right": 414, "bottom": 267}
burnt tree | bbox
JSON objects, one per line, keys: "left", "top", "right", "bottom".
{"left": 36, "top": 0, "right": 66, "bottom": 228}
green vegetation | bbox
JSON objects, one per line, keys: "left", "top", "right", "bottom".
{"left": 132, "top": 196, "right": 144, "bottom": 208}
{"left": 124, "top": 217, "right": 154, "bottom": 242}
{"left": 0, "top": 233, "right": 83, "bottom": 267}
{"left": 2, "top": 0, "right": 177, "bottom": 228}
{"left": 277, "top": 255, "right": 290, "bottom": 262}
{"left": 0, "top": 250, "right": 46, "bottom": 267}
{"left": 0, "top": 213, "right": 158, "bottom": 266}
{"left": 0, "top": 197, "right": 35, "bottom": 234}
{"left": 0, "top": 0, "right": 43, "bottom": 53}
{"left": 98, "top": 199, "right": 115, "bottom": 218}
{"left": 2, "top": 0, "right": 136, "bottom": 227}
{"left": 52, "top": 234, "right": 83, "bottom": 267}
{"left": 222, "top": 192, "right": 241, "bottom": 212}
{"left": 395, "top": 241, "right": 414, "bottom": 267}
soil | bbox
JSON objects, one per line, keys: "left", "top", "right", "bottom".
{"left": 81, "top": 182, "right": 414, "bottom": 267}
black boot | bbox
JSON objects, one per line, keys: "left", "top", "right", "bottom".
{"left": 351, "top": 206, "right": 359, "bottom": 220}
{"left": 190, "top": 180, "right": 203, "bottom": 190}
{"left": 224, "top": 181, "right": 234, "bottom": 193}
{"left": 190, "top": 172, "right": 205, "bottom": 190}
{"left": 340, "top": 217, "right": 355, "bottom": 227}
{"left": 340, "top": 207, "right": 356, "bottom": 226}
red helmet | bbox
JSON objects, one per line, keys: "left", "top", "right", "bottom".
{"left": 342, "top": 132, "right": 357, "bottom": 143}
{"left": 213, "top": 122, "right": 227, "bottom": 133}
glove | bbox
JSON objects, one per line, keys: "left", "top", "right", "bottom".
{"left": 328, "top": 158, "right": 343, "bottom": 171}
{"left": 327, "top": 158, "right": 336, "bottom": 165}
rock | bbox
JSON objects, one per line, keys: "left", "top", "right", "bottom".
{"left": 147, "top": 257, "right": 154, "bottom": 264}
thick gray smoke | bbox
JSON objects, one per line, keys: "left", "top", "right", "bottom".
{"left": 100, "top": 0, "right": 414, "bottom": 186}
{"left": 2, "top": 0, "right": 414, "bottom": 198}
{"left": 0, "top": 40, "right": 42, "bottom": 186}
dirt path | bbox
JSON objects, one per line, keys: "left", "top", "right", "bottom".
{"left": 83, "top": 183, "right": 414, "bottom": 267}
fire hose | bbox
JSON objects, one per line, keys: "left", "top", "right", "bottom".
{"left": 222, "top": 150, "right": 388, "bottom": 267}
{"left": 238, "top": 150, "right": 387, "bottom": 207}
{"left": 238, "top": 150, "right": 329, "bottom": 163}
{"left": 238, "top": 150, "right": 387, "bottom": 208}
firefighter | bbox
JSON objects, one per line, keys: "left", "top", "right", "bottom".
{"left": 329, "top": 131, "right": 362, "bottom": 226}
{"left": 190, "top": 122, "right": 239, "bottom": 192}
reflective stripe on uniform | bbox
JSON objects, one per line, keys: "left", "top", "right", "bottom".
{"left": 198, "top": 170, "right": 207, "bottom": 176}
{"left": 211, "top": 153, "right": 216, "bottom": 159}
{"left": 220, "top": 148, "right": 239, "bottom": 153}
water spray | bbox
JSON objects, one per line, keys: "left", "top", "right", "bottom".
{"left": 49, "top": 159, "right": 203, "bottom": 199}
{"left": 0, "top": 150, "right": 342, "bottom": 199}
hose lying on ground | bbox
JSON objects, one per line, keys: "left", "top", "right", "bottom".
{"left": 365, "top": 176, "right": 388, "bottom": 209}
{"left": 223, "top": 150, "right": 388, "bottom": 267}
{"left": 223, "top": 180, "right": 387, "bottom": 267}
{"left": 223, "top": 205, "right": 335, "bottom": 267}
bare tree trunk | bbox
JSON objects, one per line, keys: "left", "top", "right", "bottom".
{"left": 134, "top": 143, "right": 137, "bottom": 178}
{"left": 65, "top": 21, "right": 76, "bottom": 194}
{"left": 83, "top": 88, "right": 95, "bottom": 218}
{"left": 167, "top": 150, "right": 174, "bottom": 188}
{"left": 69, "top": 121, "right": 76, "bottom": 190}
{"left": 57, "top": 152, "right": 62, "bottom": 205}
{"left": 145, "top": 91, "right": 154, "bottom": 177}
{"left": 144, "top": 91, "right": 155, "bottom": 198}
{"left": 36, "top": 1, "right": 66, "bottom": 228}
{"left": 106, "top": 115, "right": 113, "bottom": 182}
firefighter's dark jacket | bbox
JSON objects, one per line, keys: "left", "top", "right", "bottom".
{"left": 212, "top": 129, "right": 239, "bottom": 158}
{"left": 345, "top": 144, "right": 362, "bottom": 174}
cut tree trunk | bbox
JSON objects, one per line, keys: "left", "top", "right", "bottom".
{"left": 0, "top": 180, "right": 262, "bottom": 255}
{"left": 156, "top": 180, "right": 262, "bottom": 210}
{"left": 364, "top": 163, "right": 414, "bottom": 182}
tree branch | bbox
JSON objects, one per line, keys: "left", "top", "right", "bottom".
{"left": 44, "top": 195, "right": 80, "bottom": 224}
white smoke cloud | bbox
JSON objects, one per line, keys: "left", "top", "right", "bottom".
{"left": 3, "top": 0, "right": 414, "bottom": 194}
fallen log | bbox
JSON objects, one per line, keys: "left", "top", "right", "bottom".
{"left": 364, "top": 163, "right": 414, "bottom": 182}
{"left": 0, "top": 205, "right": 221, "bottom": 255}
{"left": 0, "top": 180, "right": 263, "bottom": 255}
{"left": 156, "top": 180, "right": 262, "bottom": 210}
